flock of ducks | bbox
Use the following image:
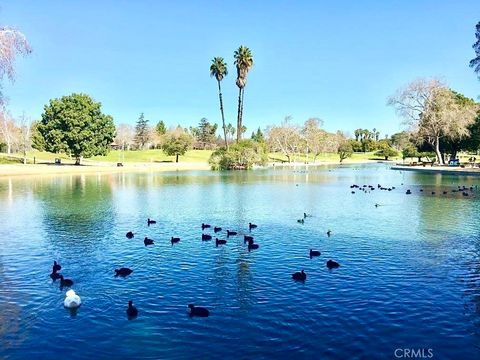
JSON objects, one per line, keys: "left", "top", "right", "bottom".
{"left": 350, "top": 182, "right": 477, "bottom": 199}
{"left": 50, "top": 216, "right": 341, "bottom": 317}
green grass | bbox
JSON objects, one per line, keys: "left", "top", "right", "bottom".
{"left": 268, "top": 151, "right": 397, "bottom": 163}
{"left": 22, "top": 149, "right": 213, "bottom": 164}
{"left": 15, "top": 149, "right": 396, "bottom": 165}
{"left": 0, "top": 154, "right": 27, "bottom": 164}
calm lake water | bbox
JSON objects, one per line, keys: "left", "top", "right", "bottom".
{"left": 1, "top": 163, "right": 480, "bottom": 359}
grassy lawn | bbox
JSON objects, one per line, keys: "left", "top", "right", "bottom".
{"left": 268, "top": 151, "right": 399, "bottom": 163}
{"left": 22, "top": 149, "right": 213, "bottom": 164}
{"left": 10, "top": 150, "right": 394, "bottom": 165}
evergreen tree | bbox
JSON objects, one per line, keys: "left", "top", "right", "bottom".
{"left": 134, "top": 113, "right": 150, "bottom": 149}
{"left": 156, "top": 120, "right": 166, "bottom": 135}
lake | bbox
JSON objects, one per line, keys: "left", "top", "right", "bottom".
{"left": 1, "top": 163, "right": 479, "bottom": 359}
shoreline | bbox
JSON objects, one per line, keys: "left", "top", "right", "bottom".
{"left": 0, "top": 158, "right": 381, "bottom": 178}
{"left": 391, "top": 165, "right": 480, "bottom": 176}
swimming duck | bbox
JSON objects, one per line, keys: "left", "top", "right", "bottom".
{"left": 310, "top": 249, "right": 321, "bottom": 258}
{"left": 50, "top": 270, "right": 61, "bottom": 281}
{"left": 297, "top": 219, "right": 304, "bottom": 224}
{"left": 248, "top": 223, "right": 257, "bottom": 230}
{"left": 215, "top": 238, "right": 227, "bottom": 247}
{"left": 59, "top": 275, "right": 74, "bottom": 288}
{"left": 171, "top": 237, "right": 180, "bottom": 245}
{"left": 126, "top": 231, "right": 134, "bottom": 239}
{"left": 202, "top": 234, "right": 212, "bottom": 241}
{"left": 326, "top": 259, "right": 340, "bottom": 269}
{"left": 244, "top": 235, "right": 254, "bottom": 243}
{"left": 327, "top": 230, "right": 332, "bottom": 237}
{"left": 248, "top": 240, "right": 259, "bottom": 251}
{"left": 214, "top": 226, "right": 222, "bottom": 233}
{"left": 115, "top": 267, "right": 133, "bottom": 277}
{"left": 201, "top": 223, "right": 211, "bottom": 230}
{"left": 226, "top": 230, "right": 237, "bottom": 237}
{"left": 144, "top": 237, "right": 154, "bottom": 246}
{"left": 188, "top": 304, "right": 209, "bottom": 317}
{"left": 406, "top": 190, "right": 412, "bottom": 194}
{"left": 126, "top": 300, "right": 138, "bottom": 318}
{"left": 52, "top": 261, "right": 62, "bottom": 273}
{"left": 64, "top": 289, "right": 81, "bottom": 308}
{"left": 147, "top": 218, "right": 156, "bottom": 226}
{"left": 292, "top": 270, "right": 306, "bottom": 281}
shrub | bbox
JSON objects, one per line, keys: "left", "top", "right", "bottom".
{"left": 209, "top": 140, "right": 268, "bottom": 170}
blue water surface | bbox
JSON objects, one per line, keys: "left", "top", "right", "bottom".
{"left": 0, "top": 163, "right": 479, "bottom": 359}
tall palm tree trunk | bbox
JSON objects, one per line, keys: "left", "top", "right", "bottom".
{"left": 239, "top": 87, "right": 245, "bottom": 138}
{"left": 217, "top": 80, "right": 228, "bottom": 149}
{"left": 236, "top": 87, "right": 242, "bottom": 142}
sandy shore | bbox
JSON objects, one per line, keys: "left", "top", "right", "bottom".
{"left": 0, "top": 158, "right": 384, "bottom": 178}
{"left": 0, "top": 162, "right": 211, "bottom": 178}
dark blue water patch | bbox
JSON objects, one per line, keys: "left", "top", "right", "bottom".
{"left": 0, "top": 164, "right": 479, "bottom": 359}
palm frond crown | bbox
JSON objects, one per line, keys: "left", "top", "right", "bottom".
{"left": 210, "top": 57, "right": 228, "bottom": 82}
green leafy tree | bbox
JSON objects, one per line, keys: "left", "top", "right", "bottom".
{"left": 470, "top": 21, "right": 480, "bottom": 80}
{"left": 234, "top": 46, "right": 253, "bottom": 142}
{"left": 134, "top": 113, "right": 150, "bottom": 149}
{"left": 374, "top": 140, "right": 398, "bottom": 160}
{"left": 210, "top": 57, "right": 228, "bottom": 149}
{"left": 349, "top": 139, "right": 362, "bottom": 152}
{"left": 162, "top": 128, "right": 193, "bottom": 162}
{"left": 31, "top": 120, "right": 45, "bottom": 151}
{"left": 156, "top": 120, "right": 166, "bottom": 136}
{"left": 209, "top": 139, "right": 268, "bottom": 170}
{"left": 37, "top": 93, "right": 115, "bottom": 164}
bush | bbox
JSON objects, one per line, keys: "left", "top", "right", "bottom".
{"left": 209, "top": 140, "right": 268, "bottom": 170}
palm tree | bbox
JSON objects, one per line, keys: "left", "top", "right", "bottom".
{"left": 234, "top": 46, "right": 253, "bottom": 142}
{"left": 210, "top": 57, "right": 228, "bottom": 149}
{"left": 226, "top": 123, "right": 235, "bottom": 142}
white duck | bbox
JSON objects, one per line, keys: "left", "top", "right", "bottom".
{"left": 64, "top": 289, "right": 81, "bottom": 308}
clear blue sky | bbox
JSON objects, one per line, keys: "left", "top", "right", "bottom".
{"left": 2, "top": 0, "right": 480, "bottom": 138}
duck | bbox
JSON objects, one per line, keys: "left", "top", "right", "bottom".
{"left": 326, "top": 230, "right": 332, "bottom": 237}
{"left": 147, "top": 218, "right": 156, "bottom": 226}
{"left": 215, "top": 238, "right": 227, "bottom": 247}
{"left": 214, "top": 226, "right": 222, "bottom": 233}
{"left": 310, "top": 249, "right": 321, "bottom": 258}
{"left": 292, "top": 270, "right": 306, "bottom": 281}
{"left": 248, "top": 222, "right": 257, "bottom": 230}
{"left": 202, "top": 234, "right": 212, "bottom": 241}
{"left": 406, "top": 189, "right": 412, "bottom": 194}
{"left": 52, "top": 261, "right": 61, "bottom": 273}
{"left": 126, "top": 231, "right": 134, "bottom": 239}
{"left": 115, "top": 267, "right": 133, "bottom": 277}
{"left": 247, "top": 239, "right": 259, "bottom": 251}
{"left": 326, "top": 259, "right": 340, "bottom": 269}
{"left": 201, "top": 223, "right": 211, "bottom": 230}
{"left": 171, "top": 237, "right": 180, "bottom": 245}
{"left": 50, "top": 270, "right": 61, "bottom": 281}
{"left": 144, "top": 237, "right": 154, "bottom": 246}
{"left": 64, "top": 289, "right": 81, "bottom": 308}
{"left": 244, "top": 235, "right": 254, "bottom": 243}
{"left": 126, "top": 300, "right": 138, "bottom": 318}
{"left": 59, "top": 275, "right": 74, "bottom": 288}
{"left": 188, "top": 304, "right": 209, "bottom": 317}
{"left": 226, "top": 230, "right": 237, "bottom": 237}
{"left": 297, "top": 219, "right": 304, "bottom": 224}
